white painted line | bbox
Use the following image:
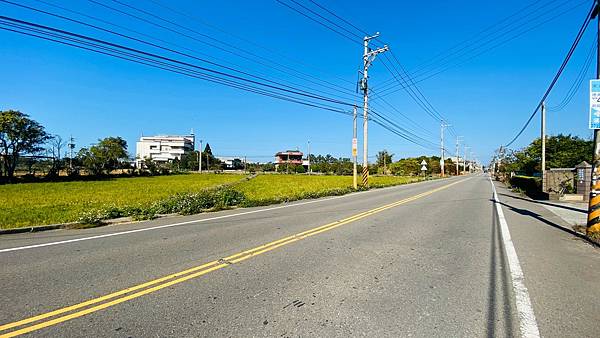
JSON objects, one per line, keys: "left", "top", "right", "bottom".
{"left": 489, "top": 176, "right": 541, "bottom": 338}
{"left": 0, "top": 178, "right": 445, "bottom": 254}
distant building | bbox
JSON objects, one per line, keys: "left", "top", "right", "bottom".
{"left": 275, "top": 150, "right": 303, "bottom": 170}
{"left": 217, "top": 157, "right": 246, "bottom": 170}
{"left": 136, "top": 134, "right": 195, "bottom": 168}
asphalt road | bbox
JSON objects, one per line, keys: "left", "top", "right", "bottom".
{"left": 1, "top": 174, "right": 598, "bottom": 337}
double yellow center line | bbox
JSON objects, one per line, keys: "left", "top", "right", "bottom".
{"left": 0, "top": 178, "right": 466, "bottom": 337}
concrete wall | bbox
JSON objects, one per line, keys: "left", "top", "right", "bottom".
{"left": 543, "top": 169, "right": 575, "bottom": 194}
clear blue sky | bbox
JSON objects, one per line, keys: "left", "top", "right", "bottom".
{"left": 0, "top": 0, "right": 595, "bottom": 164}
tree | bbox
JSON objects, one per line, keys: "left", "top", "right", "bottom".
{"left": 376, "top": 150, "right": 393, "bottom": 168}
{"left": 0, "top": 110, "right": 50, "bottom": 181}
{"left": 47, "top": 135, "right": 66, "bottom": 178}
{"left": 204, "top": 143, "right": 213, "bottom": 156}
{"left": 142, "top": 156, "right": 158, "bottom": 175}
{"left": 180, "top": 150, "right": 199, "bottom": 171}
{"left": 77, "top": 136, "right": 128, "bottom": 175}
{"left": 504, "top": 134, "right": 592, "bottom": 176}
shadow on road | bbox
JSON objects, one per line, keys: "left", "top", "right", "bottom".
{"left": 485, "top": 201, "right": 515, "bottom": 338}
{"left": 491, "top": 199, "right": 587, "bottom": 242}
{"left": 498, "top": 193, "right": 586, "bottom": 214}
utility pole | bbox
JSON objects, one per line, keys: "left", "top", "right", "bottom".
{"left": 68, "top": 135, "right": 75, "bottom": 171}
{"left": 307, "top": 140, "right": 311, "bottom": 175}
{"left": 541, "top": 101, "right": 547, "bottom": 191}
{"left": 360, "top": 33, "right": 388, "bottom": 187}
{"left": 383, "top": 150, "right": 387, "bottom": 174}
{"left": 440, "top": 123, "right": 450, "bottom": 177}
{"left": 464, "top": 146, "right": 469, "bottom": 175}
{"left": 352, "top": 106, "right": 358, "bottom": 189}
{"left": 588, "top": 0, "right": 600, "bottom": 239}
{"left": 455, "top": 136, "right": 462, "bottom": 176}
{"left": 198, "top": 139, "right": 203, "bottom": 173}
{"left": 499, "top": 146, "right": 505, "bottom": 177}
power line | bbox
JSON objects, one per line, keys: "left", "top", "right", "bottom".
{"left": 3, "top": 0, "right": 360, "bottom": 105}
{"left": 298, "top": 0, "right": 457, "bottom": 136}
{"left": 308, "top": 0, "right": 369, "bottom": 36}
{"left": 79, "top": 0, "right": 362, "bottom": 102}
{"left": 0, "top": 16, "right": 438, "bottom": 149}
{"left": 273, "top": 1, "right": 443, "bottom": 149}
{"left": 369, "top": 112, "right": 439, "bottom": 151}
{"left": 0, "top": 16, "right": 358, "bottom": 116}
{"left": 505, "top": 2, "right": 594, "bottom": 147}
{"left": 378, "top": 54, "right": 444, "bottom": 123}
{"left": 368, "top": 94, "right": 436, "bottom": 138}
{"left": 410, "top": 0, "right": 563, "bottom": 76}
{"left": 96, "top": 0, "right": 359, "bottom": 96}
{"left": 275, "top": 0, "right": 362, "bottom": 45}
{"left": 369, "top": 108, "right": 437, "bottom": 147}
{"left": 2, "top": 3, "right": 443, "bottom": 149}
{"left": 286, "top": 0, "right": 363, "bottom": 40}
{"left": 548, "top": 35, "right": 597, "bottom": 112}
{"left": 375, "top": 0, "right": 587, "bottom": 93}
{"left": 144, "top": 0, "right": 357, "bottom": 87}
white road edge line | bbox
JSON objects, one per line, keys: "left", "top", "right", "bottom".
{"left": 489, "top": 176, "right": 541, "bottom": 338}
{"left": 0, "top": 178, "right": 448, "bottom": 254}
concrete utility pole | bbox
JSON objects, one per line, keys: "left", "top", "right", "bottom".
{"left": 307, "top": 140, "right": 311, "bottom": 175}
{"left": 352, "top": 106, "right": 358, "bottom": 189}
{"left": 440, "top": 123, "right": 450, "bottom": 177}
{"left": 541, "top": 101, "right": 547, "bottom": 173}
{"left": 455, "top": 136, "right": 462, "bottom": 176}
{"left": 541, "top": 101, "right": 547, "bottom": 191}
{"left": 464, "top": 146, "right": 469, "bottom": 175}
{"left": 360, "top": 33, "right": 388, "bottom": 187}
{"left": 588, "top": 1, "right": 600, "bottom": 238}
{"left": 68, "top": 135, "right": 75, "bottom": 171}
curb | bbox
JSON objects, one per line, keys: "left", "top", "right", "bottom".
{"left": 0, "top": 222, "right": 76, "bottom": 235}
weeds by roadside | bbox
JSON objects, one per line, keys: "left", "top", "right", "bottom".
{"left": 76, "top": 187, "right": 245, "bottom": 226}
{"left": 74, "top": 176, "right": 431, "bottom": 227}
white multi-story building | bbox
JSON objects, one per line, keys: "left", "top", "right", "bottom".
{"left": 135, "top": 134, "right": 195, "bottom": 168}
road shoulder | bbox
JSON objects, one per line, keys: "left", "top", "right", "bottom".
{"left": 492, "top": 180, "right": 600, "bottom": 338}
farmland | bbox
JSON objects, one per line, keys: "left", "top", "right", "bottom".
{"left": 1, "top": 173, "right": 429, "bottom": 229}
{"left": 0, "top": 174, "right": 241, "bottom": 229}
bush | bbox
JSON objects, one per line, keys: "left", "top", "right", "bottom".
{"left": 77, "top": 209, "right": 110, "bottom": 225}
{"left": 152, "top": 187, "right": 246, "bottom": 215}
{"left": 509, "top": 175, "right": 543, "bottom": 198}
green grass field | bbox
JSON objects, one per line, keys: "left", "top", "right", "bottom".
{"left": 0, "top": 173, "right": 427, "bottom": 229}
{"left": 0, "top": 174, "right": 242, "bottom": 229}
{"left": 237, "top": 175, "right": 423, "bottom": 203}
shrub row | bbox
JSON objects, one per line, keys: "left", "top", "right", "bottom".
{"left": 509, "top": 175, "right": 543, "bottom": 198}
{"left": 77, "top": 187, "right": 245, "bottom": 225}
{"left": 76, "top": 176, "right": 430, "bottom": 226}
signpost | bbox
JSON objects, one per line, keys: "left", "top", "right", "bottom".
{"left": 420, "top": 159, "right": 427, "bottom": 177}
{"left": 352, "top": 137, "right": 358, "bottom": 189}
{"left": 590, "top": 80, "right": 600, "bottom": 129}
